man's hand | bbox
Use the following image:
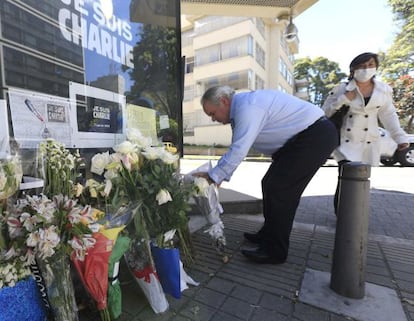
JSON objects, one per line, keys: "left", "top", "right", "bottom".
{"left": 192, "top": 172, "right": 218, "bottom": 186}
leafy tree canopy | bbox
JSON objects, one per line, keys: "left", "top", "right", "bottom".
{"left": 389, "top": 75, "right": 414, "bottom": 132}
{"left": 294, "top": 57, "right": 346, "bottom": 106}
{"left": 378, "top": 0, "right": 414, "bottom": 80}
{"left": 123, "top": 25, "right": 181, "bottom": 121}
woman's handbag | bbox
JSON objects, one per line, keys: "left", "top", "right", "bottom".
{"left": 329, "top": 104, "right": 349, "bottom": 132}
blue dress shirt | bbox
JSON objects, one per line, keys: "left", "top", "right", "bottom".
{"left": 208, "top": 90, "right": 324, "bottom": 183}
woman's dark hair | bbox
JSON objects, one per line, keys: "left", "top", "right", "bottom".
{"left": 348, "top": 52, "right": 379, "bottom": 80}
{"left": 349, "top": 52, "right": 379, "bottom": 72}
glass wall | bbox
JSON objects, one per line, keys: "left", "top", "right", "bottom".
{"left": 0, "top": 0, "right": 183, "bottom": 173}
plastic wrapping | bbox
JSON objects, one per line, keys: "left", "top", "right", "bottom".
{"left": 184, "top": 161, "right": 226, "bottom": 255}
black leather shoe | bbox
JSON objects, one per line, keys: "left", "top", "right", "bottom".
{"left": 243, "top": 232, "right": 262, "bottom": 244}
{"left": 241, "top": 247, "right": 286, "bottom": 264}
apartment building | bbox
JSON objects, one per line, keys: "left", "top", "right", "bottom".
{"left": 181, "top": 13, "right": 305, "bottom": 146}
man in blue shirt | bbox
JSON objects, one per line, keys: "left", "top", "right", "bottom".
{"left": 199, "top": 85, "right": 338, "bottom": 264}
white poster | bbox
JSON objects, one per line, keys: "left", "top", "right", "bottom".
{"left": 8, "top": 89, "right": 72, "bottom": 148}
{"left": 126, "top": 104, "right": 157, "bottom": 143}
{"left": 159, "top": 115, "right": 170, "bottom": 130}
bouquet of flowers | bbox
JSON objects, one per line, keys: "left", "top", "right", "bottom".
{"left": 151, "top": 229, "right": 199, "bottom": 300}
{"left": 0, "top": 155, "right": 23, "bottom": 202}
{"left": 72, "top": 203, "right": 140, "bottom": 321}
{"left": 6, "top": 194, "right": 98, "bottom": 321}
{"left": 37, "top": 138, "right": 84, "bottom": 199}
{"left": 184, "top": 161, "right": 227, "bottom": 259}
{"left": 87, "top": 128, "right": 196, "bottom": 263}
{"left": 85, "top": 128, "right": 198, "bottom": 313}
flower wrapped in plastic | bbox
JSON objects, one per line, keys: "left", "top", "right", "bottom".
{"left": 85, "top": 128, "right": 197, "bottom": 264}
{"left": 150, "top": 229, "right": 199, "bottom": 299}
{"left": 72, "top": 232, "right": 113, "bottom": 321}
{"left": 0, "top": 155, "right": 23, "bottom": 202}
{"left": 72, "top": 202, "right": 140, "bottom": 321}
{"left": 125, "top": 237, "right": 169, "bottom": 314}
{"left": 36, "top": 138, "right": 84, "bottom": 199}
{"left": 6, "top": 194, "right": 99, "bottom": 321}
{"left": 183, "top": 161, "right": 226, "bottom": 258}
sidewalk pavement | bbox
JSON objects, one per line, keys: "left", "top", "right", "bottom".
{"left": 79, "top": 161, "right": 414, "bottom": 321}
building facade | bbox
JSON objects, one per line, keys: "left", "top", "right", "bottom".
{"left": 0, "top": 0, "right": 183, "bottom": 160}
{"left": 180, "top": 0, "right": 317, "bottom": 146}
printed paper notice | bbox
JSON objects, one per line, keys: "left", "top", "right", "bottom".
{"left": 8, "top": 89, "right": 72, "bottom": 148}
{"left": 126, "top": 104, "right": 157, "bottom": 143}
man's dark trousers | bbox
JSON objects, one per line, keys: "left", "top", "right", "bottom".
{"left": 259, "top": 117, "right": 338, "bottom": 260}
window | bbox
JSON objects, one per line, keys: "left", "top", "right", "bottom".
{"left": 255, "top": 43, "right": 265, "bottom": 68}
{"left": 195, "top": 36, "right": 252, "bottom": 67}
{"left": 183, "top": 85, "right": 194, "bottom": 101}
{"left": 255, "top": 75, "right": 264, "bottom": 90}
{"left": 185, "top": 57, "right": 194, "bottom": 74}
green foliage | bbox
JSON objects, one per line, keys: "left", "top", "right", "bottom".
{"left": 379, "top": 0, "right": 414, "bottom": 80}
{"left": 377, "top": 0, "right": 414, "bottom": 133}
{"left": 294, "top": 57, "right": 347, "bottom": 106}
{"left": 389, "top": 75, "right": 414, "bottom": 132}
{"left": 123, "top": 25, "right": 181, "bottom": 121}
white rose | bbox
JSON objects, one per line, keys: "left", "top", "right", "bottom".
{"left": 127, "top": 128, "right": 152, "bottom": 148}
{"left": 160, "top": 150, "right": 179, "bottom": 165}
{"left": 142, "top": 147, "right": 163, "bottom": 160}
{"left": 114, "top": 141, "right": 136, "bottom": 154}
{"left": 156, "top": 189, "right": 172, "bottom": 205}
{"left": 194, "top": 177, "right": 210, "bottom": 197}
{"left": 91, "top": 151, "right": 110, "bottom": 175}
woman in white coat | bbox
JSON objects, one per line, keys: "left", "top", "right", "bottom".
{"left": 322, "top": 52, "right": 409, "bottom": 214}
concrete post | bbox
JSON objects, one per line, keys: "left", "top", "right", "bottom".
{"left": 330, "top": 162, "right": 371, "bottom": 299}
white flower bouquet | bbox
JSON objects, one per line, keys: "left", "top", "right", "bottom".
{"left": 86, "top": 129, "right": 196, "bottom": 263}
{"left": 184, "top": 161, "right": 227, "bottom": 257}
{"left": 37, "top": 138, "right": 84, "bottom": 198}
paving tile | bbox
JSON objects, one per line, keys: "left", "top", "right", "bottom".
{"left": 193, "top": 287, "right": 227, "bottom": 309}
{"left": 292, "top": 302, "right": 330, "bottom": 321}
{"left": 220, "top": 296, "right": 255, "bottom": 319}
{"left": 179, "top": 302, "right": 217, "bottom": 321}
{"left": 258, "top": 292, "right": 294, "bottom": 316}
{"left": 230, "top": 284, "right": 262, "bottom": 304}
{"left": 250, "top": 307, "right": 289, "bottom": 321}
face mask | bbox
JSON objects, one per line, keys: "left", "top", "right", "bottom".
{"left": 353, "top": 68, "right": 376, "bottom": 82}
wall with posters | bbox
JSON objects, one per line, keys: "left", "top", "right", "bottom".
{"left": 0, "top": 0, "right": 183, "bottom": 166}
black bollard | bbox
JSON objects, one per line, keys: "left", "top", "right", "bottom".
{"left": 330, "top": 162, "right": 371, "bottom": 299}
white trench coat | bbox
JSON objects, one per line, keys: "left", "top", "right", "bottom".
{"left": 322, "top": 78, "right": 408, "bottom": 166}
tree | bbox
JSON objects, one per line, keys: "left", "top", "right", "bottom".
{"left": 377, "top": 0, "right": 414, "bottom": 133}
{"left": 294, "top": 57, "right": 346, "bottom": 106}
{"left": 389, "top": 75, "right": 414, "bottom": 132}
{"left": 123, "top": 24, "right": 181, "bottom": 122}
{"left": 378, "top": 0, "right": 414, "bottom": 80}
